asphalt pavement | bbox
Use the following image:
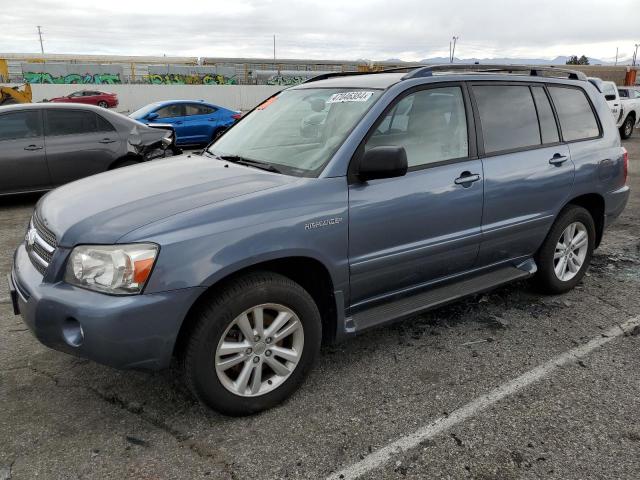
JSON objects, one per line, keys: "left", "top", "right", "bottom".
{"left": 1, "top": 136, "right": 639, "bottom": 480}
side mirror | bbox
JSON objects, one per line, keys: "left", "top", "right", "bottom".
{"left": 146, "top": 112, "right": 159, "bottom": 121}
{"left": 604, "top": 94, "right": 616, "bottom": 101}
{"left": 357, "top": 146, "right": 408, "bottom": 181}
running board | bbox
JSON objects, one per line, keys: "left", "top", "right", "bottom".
{"left": 349, "top": 262, "right": 535, "bottom": 333}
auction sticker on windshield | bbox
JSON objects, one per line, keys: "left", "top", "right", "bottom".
{"left": 327, "top": 91, "right": 375, "bottom": 103}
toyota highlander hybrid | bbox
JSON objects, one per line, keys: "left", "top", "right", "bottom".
{"left": 9, "top": 65, "right": 629, "bottom": 415}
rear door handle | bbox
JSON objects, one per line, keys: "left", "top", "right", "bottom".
{"left": 174, "top": 121, "right": 183, "bottom": 125}
{"left": 454, "top": 173, "right": 481, "bottom": 185}
{"left": 99, "top": 138, "right": 116, "bottom": 144}
{"left": 24, "top": 144, "right": 43, "bottom": 151}
{"left": 549, "top": 153, "right": 569, "bottom": 166}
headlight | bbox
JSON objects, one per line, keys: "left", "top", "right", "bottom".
{"left": 64, "top": 243, "right": 159, "bottom": 295}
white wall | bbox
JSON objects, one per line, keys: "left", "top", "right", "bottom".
{"left": 4, "top": 84, "right": 284, "bottom": 113}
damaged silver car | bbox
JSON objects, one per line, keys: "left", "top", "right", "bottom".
{"left": 0, "top": 103, "right": 181, "bottom": 195}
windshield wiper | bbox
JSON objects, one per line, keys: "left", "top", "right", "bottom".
{"left": 215, "top": 154, "right": 282, "bottom": 174}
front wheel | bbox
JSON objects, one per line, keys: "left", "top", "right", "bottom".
{"left": 534, "top": 205, "right": 595, "bottom": 294}
{"left": 183, "top": 272, "right": 322, "bottom": 416}
{"left": 620, "top": 115, "right": 635, "bottom": 140}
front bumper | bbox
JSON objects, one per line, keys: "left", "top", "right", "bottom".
{"left": 11, "top": 244, "right": 204, "bottom": 370}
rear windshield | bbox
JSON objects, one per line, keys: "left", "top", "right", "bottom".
{"left": 208, "top": 88, "right": 382, "bottom": 176}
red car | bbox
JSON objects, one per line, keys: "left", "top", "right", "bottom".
{"left": 47, "top": 90, "right": 119, "bottom": 109}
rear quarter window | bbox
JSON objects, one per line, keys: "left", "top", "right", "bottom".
{"left": 548, "top": 87, "right": 600, "bottom": 142}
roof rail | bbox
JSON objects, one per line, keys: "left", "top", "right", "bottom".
{"left": 402, "top": 64, "right": 587, "bottom": 81}
{"left": 302, "top": 66, "right": 423, "bottom": 84}
{"left": 302, "top": 64, "right": 587, "bottom": 84}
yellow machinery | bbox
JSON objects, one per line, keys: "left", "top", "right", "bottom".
{"left": 0, "top": 83, "right": 32, "bottom": 106}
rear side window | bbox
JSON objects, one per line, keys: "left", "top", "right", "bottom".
{"left": 96, "top": 114, "right": 116, "bottom": 132}
{"left": 46, "top": 110, "right": 97, "bottom": 136}
{"left": 531, "top": 87, "right": 559, "bottom": 144}
{"left": 548, "top": 87, "right": 600, "bottom": 141}
{"left": 472, "top": 85, "right": 540, "bottom": 153}
{"left": 366, "top": 86, "right": 468, "bottom": 167}
{"left": 0, "top": 111, "right": 41, "bottom": 141}
{"left": 185, "top": 104, "right": 216, "bottom": 115}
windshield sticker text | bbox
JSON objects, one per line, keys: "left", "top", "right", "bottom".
{"left": 327, "top": 91, "right": 374, "bottom": 103}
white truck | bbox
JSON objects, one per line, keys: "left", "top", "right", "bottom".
{"left": 588, "top": 77, "right": 639, "bottom": 139}
{"left": 617, "top": 86, "right": 640, "bottom": 139}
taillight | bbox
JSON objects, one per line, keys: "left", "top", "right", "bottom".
{"left": 623, "top": 147, "right": 628, "bottom": 185}
{"left": 232, "top": 113, "right": 242, "bottom": 120}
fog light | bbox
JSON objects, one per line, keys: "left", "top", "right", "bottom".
{"left": 62, "top": 318, "right": 84, "bottom": 347}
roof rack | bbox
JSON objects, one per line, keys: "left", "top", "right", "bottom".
{"left": 303, "top": 64, "right": 587, "bottom": 84}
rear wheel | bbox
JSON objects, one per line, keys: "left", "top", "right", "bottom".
{"left": 97, "top": 101, "right": 109, "bottom": 108}
{"left": 183, "top": 272, "right": 322, "bottom": 416}
{"left": 620, "top": 115, "right": 635, "bottom": 140}
{"left": 534, "top": 205, "right": 595, "bottom": 294}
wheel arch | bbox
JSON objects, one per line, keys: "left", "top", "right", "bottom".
{"left": 566, "top": 193, "right": 605, "bottom": 247}
{"left": 173, "top": 255, "right": 339, "bottom": 359}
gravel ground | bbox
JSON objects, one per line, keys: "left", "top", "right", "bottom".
{"left": 1, "top": 136, "right": 639, "bottom": 480}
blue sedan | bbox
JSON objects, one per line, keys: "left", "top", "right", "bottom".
{"left": 130, "top": 100, "right": 241, "bottom": 146}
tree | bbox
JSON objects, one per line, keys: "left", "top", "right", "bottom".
{"left": 566, "top": 55, "right": 590, "bottom": 65}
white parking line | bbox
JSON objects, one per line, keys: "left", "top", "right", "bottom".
{"left": 326, "top": 315, "right": 640, "bottom": 480}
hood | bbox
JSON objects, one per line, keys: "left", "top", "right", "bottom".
{"left": 38, "top": 154, "right": 297, "bottom": 246}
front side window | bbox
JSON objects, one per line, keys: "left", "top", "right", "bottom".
{"left": 45, "top": 110, "right": 97, "bottom": 136}
{"left": 618, "top": 89, "right": 629, "bottom": 98}
{"left": 209, "top": 88, "right": 382, "bottom": 176}
{"left": 0, "top": 111, "right": 42, "bottom": 141}
{"left": 365, "top": 86, "right": 468, "bottom": 167}
{"left": 548, "top": 87, "right": 600, "bottom": 141}
{"left": 473, "top": 85, "right": 541, "bottom": 153}
{"left": 156, "top": 104, "right": 184, "bottom": 119}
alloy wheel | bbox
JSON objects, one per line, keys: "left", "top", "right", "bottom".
{"left": 215, "top": 303, "right": 304, "bottom": 397}
{"left": 553, "top": 221, "right": 588, "bottom": 282}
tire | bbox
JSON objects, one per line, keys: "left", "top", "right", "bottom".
{"left": 534, "top": 205, "right": 595, "bottom": 294}
{"left": 97, "top": 101, "right": 109, "bottom": 108}
{"left": 183, "top": 272, "right": 322, "bottom": 416}
{"left": 620, "top": 115, "right": 635, "bottom": 140}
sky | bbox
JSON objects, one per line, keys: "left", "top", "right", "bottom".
{"left": 0, "top": 0, "right": 638, "bottom": 63}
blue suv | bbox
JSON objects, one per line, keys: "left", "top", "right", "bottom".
{"left": 9, "top": 65, "right": 630, "bottom": 415}
{"left": 130, "top": 100, "right": 240, "bottom": 146}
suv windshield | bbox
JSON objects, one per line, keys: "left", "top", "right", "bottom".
{"left": 207, "top": 88, "right": 382, "bottom": 176}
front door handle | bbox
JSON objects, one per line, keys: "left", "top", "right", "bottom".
{"left": 454, "top": 172, "right": 481, "bottom": 185}
{"left": 24, "top": 144, "right": 43, "bottom": 151}
{"left": 174, "top": 121, "right": 183, "bottom": 125}
{"left": 99, "top": 138, "right": 116, "bottom": 144}
{"left": 549, "top": 153, "right": 569, "bottom": 166}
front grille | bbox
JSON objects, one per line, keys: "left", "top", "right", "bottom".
{"left": 25, "top": 212, "right": 57, "bottom": 276}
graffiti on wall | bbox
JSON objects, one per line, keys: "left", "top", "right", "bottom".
{"left": 146, "top": 73, "right": 236, "bottom": 85}
{"left": 21, "top": 63, "right": 124, "bottom": 84}
{"left": 145, "top": 65, "right": 237, "bottom": 85}
{"left": 23, "top": 72, "right": 122, "bottom": 84}
{"left": 266, "top": 75, "right": 307, "bottom": 86}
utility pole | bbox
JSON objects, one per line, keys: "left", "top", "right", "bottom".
{"left": 273, "top": 35, "right": 276, "bottom": 63}
{"left": 37, "top": 26, "right": 44, "bottom": 55}
{"left": 450, "top": 36, "right": 459, "bottom": 63}
{"left": 633, "top": 44, "right": 639, "bottom": 67}
{"left": 615, "top": 47, "right": 618, "bottom": 66}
